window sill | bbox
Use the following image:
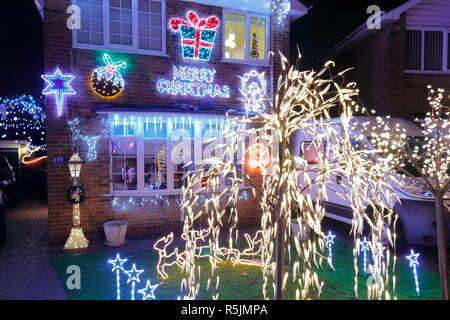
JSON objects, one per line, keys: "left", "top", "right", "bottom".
{"left": 404, "top": 70, "right": 450, "bottom": 75}
{"left": 104, "top": 190, "right": 182, "bottom": 197}
{"left": 220, "top": 59, "right": 271, "bottom": 67}
{"left": 73, "top": 44, "right": 169, "bottom": 58}
{"left": 103, "top": 186, "right": 253, "bottom": 197}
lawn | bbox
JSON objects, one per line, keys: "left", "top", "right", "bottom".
{"left": 52, "top": 239, "right": 442, "bottom": 300}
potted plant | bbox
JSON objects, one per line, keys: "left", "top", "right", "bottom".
{"left": 103, "top": 220, "right": 128, "bottom": 247}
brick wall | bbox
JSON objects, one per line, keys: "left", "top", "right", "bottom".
{"left": 334, "top": 14, "right": 450, "bottom": 121}
{"left": 44, "top": 0, "right": 289, "bottom": 243}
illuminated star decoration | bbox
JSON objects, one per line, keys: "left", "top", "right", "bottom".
{"left": 109, "top": 254, "right": 128, "bottom": 300}
{"left": 138, "top": 280, "right": 160, "bottom": 300}
{"left": 41, "top": 68, "right": 76, "bottom": 117}
{"left": 359, "top": 237, "right": 370, "bottom": 275}
{"left": 124, "top": 264, "right": 144, "bottom": 300}
{"left": 109, "top": 254, "right": 128, "bottom": 272}
{"left": 125, "top": 264, "right": 144, "bottom": 284}
{"left": 406, "top": 249, "right": 421, "bottom": 296}
{"left": 324, "top": 231, "right": 336, "bottom": 263}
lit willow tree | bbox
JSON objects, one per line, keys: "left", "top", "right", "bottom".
{"left": 178, "top": 52, "right": 399, "bottom": 300}
{"left": 364, "top": 86, "right": 450, "bottom": 300}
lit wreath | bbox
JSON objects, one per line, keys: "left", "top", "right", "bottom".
{"left": 66, "top": 186, "right": 86, "bottom": 204}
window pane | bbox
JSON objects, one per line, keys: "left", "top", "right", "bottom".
{"left": 448, "top": 33, "right": 450, "bottom": 70}
{"left": 144, "top": 141, "right": 167, "bottom": 190}
{"left": 224, "top": 12, "right": 246, "bottom": 60}
{"left": 138, "top": 0, "right": 163, "bottom": 52}
{"left": 250, "top": 17, "right": 266, "bottom": 60}
{"left": 405, "top": 30, "right": 422, "bottom": 70}
{"left": 424, "top": 31, "right": 443, "bottom": 71}
{"left": 109, "top": 0, "right": 133, "bottom": 47}
{"left": 75, "top": 0, "right": 104, "bottom": 46}
{"left": 111, "top": 139, "right": 137, "bottom": 191}
{"left": 173, "top": 140, "right": 194, "bottom": 189}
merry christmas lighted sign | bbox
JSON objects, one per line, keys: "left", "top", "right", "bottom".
{"left": 156, "top": 65, "right": 230, "bottom": 99}
{"left": 170, "top": 11, "right": 220, "bottom": 61}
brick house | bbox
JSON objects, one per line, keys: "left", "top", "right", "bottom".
{"left": 294, "top": 0, "right": 450, "bottom": 120}
{"left": 43, "top": 0, "right": 307, "bottom": 243}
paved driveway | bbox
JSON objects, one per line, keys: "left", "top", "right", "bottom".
{"left": 0, "top": 198, "right": 66, "bottom": 300}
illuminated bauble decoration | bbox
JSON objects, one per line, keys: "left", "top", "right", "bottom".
{"left": 90, "top": 53, "right": 127, "bottom": 98}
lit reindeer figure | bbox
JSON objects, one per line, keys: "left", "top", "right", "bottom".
{"left": 154, "top": 229, "right": 214, "bottom": 279}
{"left": 153, "top": 233, "right": 184, "bottom": 279}
{"left": 154, "top": 229, "right": 271, "bottom": 279}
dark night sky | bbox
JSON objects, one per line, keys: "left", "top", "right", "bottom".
{"left": 1, "top": 1, "right": 43, "bottom": 98}
{"left": 0, "top": 1, "right": 409, "bottom": 98}
{"left": 290, "top": 0, "right": 407, "bottom": 67}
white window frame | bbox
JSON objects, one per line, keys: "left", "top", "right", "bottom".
{"left": 405, "top": 27, "right": 450, "bottom": 75}
{"left": 222, "top": 9, "right": 270, "bottom": 66}
{"left": 72, "top": 0, "right": 167, "bottom": 56}
{"left": 106, "top": 113, "right": 245, "bottom": 196}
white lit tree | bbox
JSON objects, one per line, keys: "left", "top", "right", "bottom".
{"left": 364, "top": 86, "right": 450, "bottom": 300}
{"left": 169, "top": 51, "right": 401, "bottom": 300}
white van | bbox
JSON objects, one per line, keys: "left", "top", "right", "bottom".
{"left": 291, "top": 117, "right": 450, "bottom": 246}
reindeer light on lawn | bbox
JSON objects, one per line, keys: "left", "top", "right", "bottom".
{"left": 154, "top": 229, "right": 271, "bottom": 280}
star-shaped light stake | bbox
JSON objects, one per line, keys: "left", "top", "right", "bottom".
{"left": 138, "top": 280, "right": 160, "bottom": 300}
{"left": 124, "top": 264, "right": 144, "bottom": 300}
{"left": 406, "top": 249, "right": 420, "bottom": 296}
{"left": 359, "top": 237, "right": 370, "bottom": 275}
{"left": 109, "top": 254, "right": 128, "bottom": 272}
{"left": 108, "top": 254, "right": 128, "bottom": 300}
{"left": 324, "top": 231, "right": 336, "bottom": 263}
{"left": 41, "top": 68, "right": 76, "bottom": 117}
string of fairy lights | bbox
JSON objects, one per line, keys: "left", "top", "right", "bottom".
{"left": 0, "top": 95, "right": 46, "bottom": 161}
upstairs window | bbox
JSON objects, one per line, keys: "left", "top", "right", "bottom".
{"left": 73, "top": 0, "right": 166, "bottom": 55}
{"left": 223, "top": 11, "right": 269, "bottom": 63}
{"left": 405, "top": 29, "right": 449, "bottom": 73}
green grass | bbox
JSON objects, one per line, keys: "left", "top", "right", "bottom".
{"left": 52, "top": 240, "right": 443, "bottom": 300}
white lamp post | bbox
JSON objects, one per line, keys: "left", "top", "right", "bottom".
{"left": 63, "top": 153, "right": 89, "bottom": 251}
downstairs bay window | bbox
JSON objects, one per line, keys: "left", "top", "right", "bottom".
{"left": 108, "top": 113, "right": 243, "bottom": 194}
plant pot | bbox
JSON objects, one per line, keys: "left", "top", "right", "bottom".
{"left": 291, "top": 218, "right": 311, "bottom": 240}
{"left": 103, "top": 221, "right": 128, "bottom": 247}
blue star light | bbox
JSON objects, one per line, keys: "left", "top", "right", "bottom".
{"left": 406, "top": 249, "right": 420, "bottom": 267}
{"left": 324, "top": 231, "right": 336, "bottom": 247}
{"left": 360, "top": 237, "right": 369, "bottom": 252}
{"left": 108, "top": 254, "right": 128, "bottom": 272}
{"left": 41, "top": 68, "right": 76, "bottom": 117}
{"left": 138, "top": 280, "right": 159, "bottom": 300}
{"left": 124, "top": 264, "right": 144, "bottom": 283}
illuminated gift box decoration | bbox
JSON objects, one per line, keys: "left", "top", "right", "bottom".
{"left": 170, "top": 11, "right": 220, "bottom": 61}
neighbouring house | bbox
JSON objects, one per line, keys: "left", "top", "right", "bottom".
{"left": 42, "top": 0, "right": 307, "bottom": 243}
{"left": 293, "top": 0, "right": 450, "bottom": 120}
